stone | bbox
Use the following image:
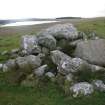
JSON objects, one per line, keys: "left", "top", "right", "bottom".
{"left": 0, "top": 64, "right": 3, "bottom": 70}
{"left": 21, "top": 35, "right": 38, "bottom": 53}
{"left": 38, "top": 35, "right": 56, "bottom": 50}
{"left": 34, "top": 65, "right": 48, "bottom": 77}
{"left": 3, "top": 59, "right": 16, "bottom": 72}
{"left": 11, "top": 48, "right": 19, "bottom": 54}
{"left": 51, "top": 50, "right": 72, "bottom": 66}
{"left": 70, "top": 82, "right": 94, "bottom": 97}
{"left": 40, "top": 24, "right": 79, "bottom": 40}
{"left": 42, "top": 47, "right": 49, "bottom": 55}
{"left": 74, "top": 39, "right": 105, "bottom": 66}
{"left": 90, "top": 64, "right": 105, "bottom": 72}
{"left": 16, "top": 57, "right": 31, "bottom": 73}
{"left": 26, "top": 55, "right": 42, "bottom": 69}
{"left": 69, "top": 39, "right": 82, "bottom": 47}
{"left": 31, "top": 45, "right": 41, "bottom": 55}
{"left": 45, "top": 72, "right": 55, "bottom": 78}
{"left": 58, "top": 58, "right": 89, "bottom": 75}
{"left": 92, "top": 80, "right": 105, "bottom": 92}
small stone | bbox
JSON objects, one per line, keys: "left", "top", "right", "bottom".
{"left": 70, "top": 82, "right": 94, "bottom": 97}
{"left": 34, "top": 65, "right": 48, "bottom": 77}
{"left": 45, "top": 72, "right": 55, "bottom": 78}
{"left": 92, "top": 80, "right": 105, "bottom": 92}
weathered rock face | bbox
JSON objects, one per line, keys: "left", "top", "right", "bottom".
{"left": 38, "top": 35, "right": 56, "bottom": 50}
{"left": 74, "top": 39, "right": 105, "bottom": 66}
{"left": 21, "top": 35, "right": 38, "bottom": 54}
{"left": 70, "top": 82, "right": 94, "bottom": 97}
{"left": 92, "top": 80, "right": 105, "bottom": 92}
{"left": 40, "top": 24, "right": 79, "bottom": 40}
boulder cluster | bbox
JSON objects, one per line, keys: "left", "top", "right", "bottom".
{"left": 0, "top": 23, "right": 105, "bottom": 97}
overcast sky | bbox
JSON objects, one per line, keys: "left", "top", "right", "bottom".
{"left": 0, "top": 0, "right": 105, "bottom": 19}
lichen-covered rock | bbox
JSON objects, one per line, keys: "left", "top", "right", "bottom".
{"left": 74, "top": 39, "right": 105, "bottom": 66}
{"left": 58, "top": 58, "right": 90, "bottom": 75}
{"left": 92, "top": 80, "right": 105, "bottom": 92}
{"left": 70, "top": 82, "right": 94, "bottom": 97}
{"left": 40, "top": 24, "right": 79, "bottom": 40}
{"left": 21, "top": 35, "right": 38, "bottom": 53}
{"left": 38, "top": 35, "right": 56, "bottom": 50}
{"left": 34, "top": 65, "right": 48, "bottom": 77}
{"left": 3, "top": 59, "right": 16, "bottom": 72}
{"left": 51, "top": 50, "right": 72, "bottom": 66}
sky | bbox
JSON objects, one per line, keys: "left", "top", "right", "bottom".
{"left": 0, "top": 0, "right": 105, "bottom": 19}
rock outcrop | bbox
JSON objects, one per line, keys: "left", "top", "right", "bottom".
{"left": 1, "top": 23, "right": 105, "bottom": 98}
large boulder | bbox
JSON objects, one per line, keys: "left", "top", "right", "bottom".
{"left": 16, "top": 55, "right": 42, "bottom": 73}
{"left": 38, "top": 35, "right": 56, "bottom": 50}
{"left": 51, "top": 50, "right": 90, "bottom": 75}
{"left": 58, "top": 58, "right": 90, "bottom": 75}
{"left": 21, "top": 35, "right": 38, "bottom": 54}
{"left": 70, "top": 82, "right": 94, "bottom": 97}
{"left": 26, "top": 55, "right": 42, "bottom": 69}
{"left": 74, "top": 39, "right": 105, "bottom": 66}
{"left": 40, "top": 24, "right": 79, "bottom": 40}
{"left": 51, "top": 50, "right": 72, "bottom": 66}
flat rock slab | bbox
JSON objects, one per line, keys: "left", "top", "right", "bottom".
{"left": 74, "top": 39, "right": 105, "bottom": 66}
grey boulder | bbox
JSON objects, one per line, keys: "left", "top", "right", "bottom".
{"left": 34, "top": 65, "right": 48, "bottom": 77}
{"left": 38, "top": 35, "right": 56, "bottom": 50}
{"left": 70, "top": 82, "right": 94, "bottom": 97}
{"left": 51, "top": 50, "right": 72, "bottom": 66}
{"left": 74, "top": 39, "right": 105, "bottom": 66}
{"left": 21, "top": 35, "right": 38, "bottom": 53}
{"left": 16, "top": 55, "right": 42, "bottom": 71}
{"left": 92, "top": 80, "right": 105, "bottom": 92}
{"left": 41, "top": 24, "right": 79, "bottom": 40}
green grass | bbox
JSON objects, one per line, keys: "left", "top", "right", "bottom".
{"left": 0, "top": 18, "right": 105, "bottom": 105}
{"left": 0, "top": 72, "right": 105, "bottom": 105}
{"left": 75, "top": 18, "right": 105, "bottom": 38}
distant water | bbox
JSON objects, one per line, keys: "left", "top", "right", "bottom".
{"left": 1, "top": 21, "right": 58, "bottom": 27}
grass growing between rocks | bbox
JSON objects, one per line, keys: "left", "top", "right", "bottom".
{"left": 0, "top": 18, "right": 105, "bottom": 105}
{"left": 0, "top": 72, "right": 105, "bottom": 105}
